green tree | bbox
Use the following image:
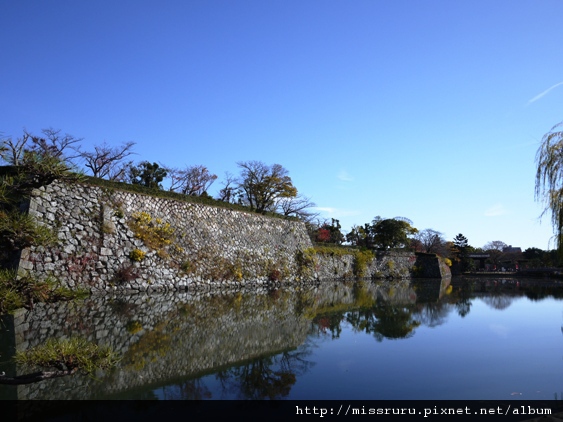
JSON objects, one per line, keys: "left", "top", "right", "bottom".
{"left": 452, "top": 233, "right": 468, "bottom": 255}
{"left": 523, "top": 247, "right": 543, "bottom": 261}
{"left": 1, "top": 151, "right": 79, "bottom": 202}
{"left": 535, "top": 120, "right": 563, "bottom": 253}
{"left": 452, "top": 233, "right": 474, "bottom": 272}
{"left": 236, "top": 161, "right": 297, "bottom": 213}
{"left": 128, "top": 161, "right": 167, "bottom": 189}
{"left": 522, "top": 247, "right": 560, "bottom": 267}
{"left": 370, "top": 216, "right": 418, "bottom": 249}
{"left": 346, "top": 302, "right": 420, "bottom": 341}
{"left": 346, "top": 223, "right": 374, "bottom": 248}
{"left": 0, "top": 338, "right": 118, "bottom": 385}
{"left": 314, "top": 219, "right": 345, "bottom": 244}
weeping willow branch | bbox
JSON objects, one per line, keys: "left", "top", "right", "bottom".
{"left": 535, "top": 121, "right": 563, "bottom": 253}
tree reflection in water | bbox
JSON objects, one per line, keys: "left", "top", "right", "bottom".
{"left": 412, "top": 301, "right": 451, "bottom": 328}
{"left": 141, "top": 346, "right": 315, "bottom": 400}
{"left": 214, "top": 347, "right": 314, "bottom": 399}
{"left": 312, "top": 313, "right": 343, "bottom": 339}
{"left": 346, "top": 303, "right": 421, "bottom": 341}
{"left": 481, "top": 295, "right": 514, "bottom": 310}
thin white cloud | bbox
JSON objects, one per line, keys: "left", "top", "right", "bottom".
{"left": 314, "top": 207, "right": 361, "bottom": 218}
{"left": 527, "top": 81, "right": 563, "bottom": 104}
{"left": 484, "top": 203, "right": 506, "bottom": 217}
{"left": 315, "top": 207, "right": 337, "bottom": 214}
{"left": 337, "top": 170, "right": 354, "bottom": 182}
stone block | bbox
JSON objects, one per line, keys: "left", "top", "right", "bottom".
{"left": 100, "top": 247, "right": 113, "bottom": 256}
{"left": 20, "top": 260, "right": 34, "bottom": 270}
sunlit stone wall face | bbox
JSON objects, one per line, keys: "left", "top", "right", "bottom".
{"left": 16, "top": 181, "right": 447, "bottom": 291}
{"left": 18, "top": 181, "right": 313, "bottom": 291}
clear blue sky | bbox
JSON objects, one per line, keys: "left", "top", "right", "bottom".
{"left": 2, "top": 0, "right": 563, "bottom": 250}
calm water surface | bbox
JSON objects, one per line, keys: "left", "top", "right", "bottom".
{"left": 1, "top": 277, "right": 562, "bottom": 400}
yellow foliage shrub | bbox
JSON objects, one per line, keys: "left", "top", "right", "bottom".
{"left": 129, "top": 212, "right": 175, "bottom": 250}
{"left": 129, "top": 249, "right": 146, "bottom": 262}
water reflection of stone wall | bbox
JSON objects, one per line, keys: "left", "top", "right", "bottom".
{"left": 2, "top": 280, "right": 425, "bottom": 399}
{"left": 6, "top": 288, "right": 309, "bottom": 399}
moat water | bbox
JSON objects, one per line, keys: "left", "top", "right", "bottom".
{"left": 1, "top": 277, "right": 562, "bottom": 400}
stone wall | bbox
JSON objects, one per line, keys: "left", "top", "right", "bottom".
{"left": 414, "top": 252, "right": 451, "bottom": 278}
{"left": 19, "top": 181, "right": 313, "bottom": 291}
{"left": 307, "top": 250, "right": 450, "bottom": 281}
{"left": 15, "top": 180, "right": 448, "bottom": 291}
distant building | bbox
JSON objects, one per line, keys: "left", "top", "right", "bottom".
{"left": 468, "top": 254, "right": 489, "bottom": 270}
{"left": 501, "top": 245, "right": 524, "bottom": 271}
{"left": 503, "top": 245, "right": 522, "bottom": 254}
{"left": 468, "top": 246, "right": 524, "bottom": 272}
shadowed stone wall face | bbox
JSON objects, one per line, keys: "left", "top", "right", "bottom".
{"left": 414, "top": 253, "right": 451, "bottom": 278}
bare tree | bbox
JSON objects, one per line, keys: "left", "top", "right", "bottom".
{"left": 414, "top": 229, "right": 446, "bottom": 254}
{"left": 216, "top": 172, "right": 239, "bottom": 202}
{"left": 79, "top": 141, "right": 136, "bottom": 180}
{"left": 483, "top": 240, "right": 508, "bottom": 267}
{"left": 0, "top": 129, "right": 82, "bottom": 202}
{"left": 276, "top": 194, "right": 318, "bottom": 221}
{"left": 0, "top": 133, "right": 28, "bottom": 165}
{"left": 26, "top": 128, "right": 82, "bottom": 162}
{"left": 1, "top": 127, "right": 84, "bottom": 169}
{"left": 166, "top": 165, "right": 217, "bottom": 196}
{"left": 483, "top": 240, "right": 507, "bottom": 251}
{"left": 166, "top": 166, "right": 185, "bottom": 193}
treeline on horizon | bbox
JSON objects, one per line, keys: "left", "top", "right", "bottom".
{"left": 0, "top": 127, "right": 559, "bottom": 270}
